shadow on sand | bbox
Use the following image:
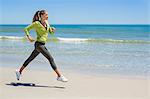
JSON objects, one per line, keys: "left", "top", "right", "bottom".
{"left": 6, "top": 82, "right": 65, "bottom": 89}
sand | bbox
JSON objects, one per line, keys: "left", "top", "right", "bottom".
{"left": 0, "top": 67, "right": 149, "bottom": 99}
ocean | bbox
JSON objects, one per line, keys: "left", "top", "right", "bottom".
{"left": 0, "top": 24, "right": 150, "bottom": 77}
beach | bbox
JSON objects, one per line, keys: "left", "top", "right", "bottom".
{"left": 0, "top": 67, "right": 149, "bottom": 99}
{"left": 0, "top": 24, "right": 149, "bottom": 99}
{"left": 1, "top": 0, "right": 150, "bottom": 98}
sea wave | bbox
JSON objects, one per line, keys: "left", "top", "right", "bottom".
{"left": 0, "top": 36, "right": 24, "bottom": 40}
{"left": 0, "top": 36, "right": 150, "bottom": 44}
{"left": 57, "top": 37, "right": 88, "bottom": 42}
{"left": 44, "top": 37, "right": 150, "bottom": 44}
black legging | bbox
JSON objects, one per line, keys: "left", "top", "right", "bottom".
{"left": 23, "top": 41, "right": 57, "bottom": 70}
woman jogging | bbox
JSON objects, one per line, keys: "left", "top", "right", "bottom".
{"left": 15, "top": 10, "right": 68, "bottom": 82}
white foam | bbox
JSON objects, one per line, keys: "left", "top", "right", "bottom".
{"left": 57, "top": 37, "right": 88, "bottom": 42}
{"left": 0, "top": 36, "right": 24, "bottom": 40}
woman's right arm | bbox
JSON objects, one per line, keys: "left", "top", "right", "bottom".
{"left": 24, "top": 22, "right": 37, "bottom": 42}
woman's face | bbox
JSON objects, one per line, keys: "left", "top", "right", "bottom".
{"left": 41, "top": 11, "right": 48, "bottom": 20}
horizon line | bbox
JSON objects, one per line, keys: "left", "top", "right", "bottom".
{"left": 0, "top": 23, "right": 150, "bottom": 25}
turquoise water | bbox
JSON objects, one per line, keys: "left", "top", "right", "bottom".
{"left": 0, "top": 25, "right": 150, "bottom": 77}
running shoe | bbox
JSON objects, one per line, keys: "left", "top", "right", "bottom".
{"left": 57, "top": 75, "right": 68, "bottom": 82}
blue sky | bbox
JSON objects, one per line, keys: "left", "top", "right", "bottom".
{"left": 0, "top": 0, "right": 149, "bottom": 24}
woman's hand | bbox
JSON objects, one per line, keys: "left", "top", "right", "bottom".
{"left": 51, "top": 27, "right": 56, "bottom": 32}
{"left": 27, "top": 35, "right": 35, "bottom": 42}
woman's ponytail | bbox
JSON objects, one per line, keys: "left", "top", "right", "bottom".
{"left": 32, "top": 10, "right": 41, "bottom": 22}
{"left": 32, "top": 10, "right": 46, "bottom": 23}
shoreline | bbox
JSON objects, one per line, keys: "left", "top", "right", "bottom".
{"left": 0, "top": 54, "right": 149, "bottom": 79}
{"left": 0, "top": 67, "right": 149, "bottom": 99}
{"left": 1, "top": 66, "right": 149, "bottom": 79}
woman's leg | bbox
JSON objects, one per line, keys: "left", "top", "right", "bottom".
{"left": 19, "top": 49, "right": 40, "bottom": 74}
{"left": 37, "top": 45, "right": 61, "bottom": 77}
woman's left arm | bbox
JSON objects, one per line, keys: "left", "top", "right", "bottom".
{"left": 49, "top": 27, "right": 55, "bottom": 34}
{"left": 45, "top": 20, "right": 55, "bottom": 34}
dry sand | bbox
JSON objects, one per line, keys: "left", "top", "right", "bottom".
{"left": 0, "top": 67, "right": 149, "bottom": 99}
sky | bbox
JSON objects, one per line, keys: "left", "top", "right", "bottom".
{"left": 0, "top": 0, "right": 149, "bottom": 24}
